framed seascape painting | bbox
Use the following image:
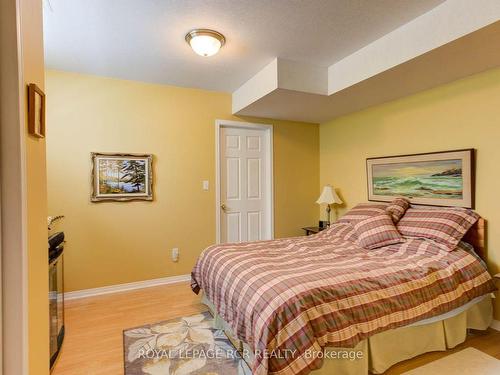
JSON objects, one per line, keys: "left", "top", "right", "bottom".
{"left": 91, "top": 153, "right": 153, "bottom": 202}
{"left": 367, "top": 149, "right": 475, "bottom": 208}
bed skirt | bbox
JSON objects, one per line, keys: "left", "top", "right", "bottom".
{"left": 201, "top": 294, "right": 493, "bottom": 375}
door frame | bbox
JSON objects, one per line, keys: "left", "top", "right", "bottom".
{"left": 215, "top": 120, "right": 274, "bottom": 244}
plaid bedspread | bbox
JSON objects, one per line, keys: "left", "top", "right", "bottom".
{"left": 191, "top": 224, "right": 496, "bottom": 375}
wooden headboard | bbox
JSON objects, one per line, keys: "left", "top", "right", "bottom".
{"left": 463, "top": 218, "right": 486, "bottom": 260}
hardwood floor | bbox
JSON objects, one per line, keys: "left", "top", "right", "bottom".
{"left": 52, "top": 282, "right": 500, "bottom": 375}
{"left": 52, "top": 282, "right": 205, "bottom": 375}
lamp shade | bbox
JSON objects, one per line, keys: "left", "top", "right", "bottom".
{"left": 316, "top": 185, "right": 343, "bottom": 205}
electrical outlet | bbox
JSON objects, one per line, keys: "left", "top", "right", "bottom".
{"left": 172, "top": 248, "right": 179, "bottom": 262}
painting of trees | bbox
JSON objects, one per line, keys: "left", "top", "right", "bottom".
{"left": 92, "top": 153, "right": 153, "bottom": 201}
{"left": 121, "top": 160, "right": 146, "bottom": 192}
{"left": 98, "top": 159, "right": 125, "bottom": 194}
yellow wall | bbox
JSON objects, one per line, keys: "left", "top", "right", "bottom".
{"left": 320, "top": 67, "right": 500, "bottom": 319}
{"left": 45, "top": 70, "right": 319, "bottom": 292}
{"left": 20, "top": 0, "right": 50, "bottom": 373}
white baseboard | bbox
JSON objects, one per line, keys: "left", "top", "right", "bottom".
{"left": 64, "top": 274, "right": 191, "bottom": 300}
{"left": 490, "top": 319, "right": 500, "bottom": 331}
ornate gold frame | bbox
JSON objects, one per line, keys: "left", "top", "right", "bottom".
{"left": 91, "top": 152, "right": 153, "bottom": 202}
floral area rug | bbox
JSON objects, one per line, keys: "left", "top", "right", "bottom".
{"left": 123, "top": 311, "right": 252, "bottom": 375}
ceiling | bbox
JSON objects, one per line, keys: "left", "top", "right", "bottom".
{"left": 234, "top": 21, "right": 500, "bottom": 123}
{"left": 43, "top": 0, "right": 445, "bottom": 93}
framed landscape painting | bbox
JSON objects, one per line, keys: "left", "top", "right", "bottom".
{"left": 91, "top": 153, "right": 153, "bottom": 202}
{"left": 367, "top": 149, "right": 475, "bottom": 208}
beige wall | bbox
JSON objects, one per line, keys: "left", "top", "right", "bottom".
{"left": 46, "top": 70, "right": 319, "bottom": 292}
{"left": 320, "top": 67, "right": 500, "bottom": 319}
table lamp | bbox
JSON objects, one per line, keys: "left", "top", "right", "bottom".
{"left": 316, "top": 185, "right": 343, "bottom": 226}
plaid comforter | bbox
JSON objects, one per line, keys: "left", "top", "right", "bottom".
{"left": 191, "top": 223, "right": 496, "bottom": 375}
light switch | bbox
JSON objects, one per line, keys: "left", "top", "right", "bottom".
{"left": 202, "top": 180, "right": 209, "bottom": 191}
{"left": 171, "top": 248, "right": 179, "bottom": 262}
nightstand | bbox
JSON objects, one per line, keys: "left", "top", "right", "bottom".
{"left": 302, "top": 226, "right": 325, "bottom": 236}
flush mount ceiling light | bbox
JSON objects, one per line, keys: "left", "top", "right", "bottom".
{"left": 185, "top": 29, "right": 226, "bottom": 57}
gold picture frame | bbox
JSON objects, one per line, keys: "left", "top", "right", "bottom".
{"left": 91, "top": 152, "right": 153, "bottom": 202}
{"left": 28, "top": 83, "right": 45, "bottom": 138}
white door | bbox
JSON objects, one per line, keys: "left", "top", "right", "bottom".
{"left": 218, "top": 123, "right": 273, "bottom": 243}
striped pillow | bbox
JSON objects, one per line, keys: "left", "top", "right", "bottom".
{"left": 339, "top": 203, "right": 388, "bottom": 225}
{"left": 397, "top": 208, "right": 480, "bottom": 250}
{"left": 354, "top": 213, "right": 405, "bottom": 250}
{"left": 385, "top": 197, "right": 410, "bottom": 223}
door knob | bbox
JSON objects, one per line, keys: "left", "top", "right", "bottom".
{"left": 221, "top": 203, "right": 228, "bottom": 212}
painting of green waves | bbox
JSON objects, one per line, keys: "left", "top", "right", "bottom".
{"left": 372, "top": 159, "right": 463, "bottom": 199}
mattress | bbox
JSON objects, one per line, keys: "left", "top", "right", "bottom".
{"left": 191, "top": 223, "right": 496, "bottom": 375}
{"left": 202, "top": 292, "right": 491, "bottom": 331}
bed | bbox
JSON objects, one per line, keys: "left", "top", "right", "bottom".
{"left": 191, "top": 203, "right": 496, "bottom": 375}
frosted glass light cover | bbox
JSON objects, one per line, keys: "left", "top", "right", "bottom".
{"left": 189, "top": 35, "right": 222, "bottom": 57}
